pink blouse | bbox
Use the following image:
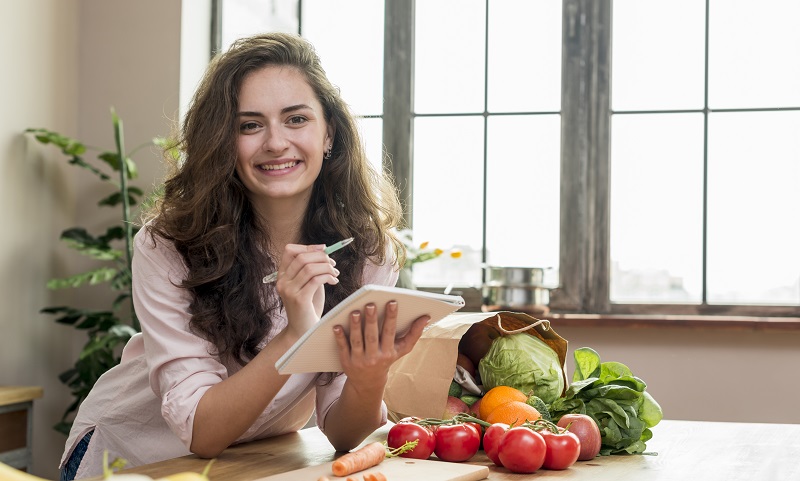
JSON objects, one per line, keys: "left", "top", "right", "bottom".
{"left": 60, "top": 228, "right": 398, "bottom": 479}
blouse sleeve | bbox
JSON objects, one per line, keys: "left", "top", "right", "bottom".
{"left": 314, "top": 241, "right": 400, "bottom": 432}
{"left": 131, "top": 229, "right": 228, "bottom": 449}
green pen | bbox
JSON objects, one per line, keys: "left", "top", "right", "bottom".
{"left": 262, "top": 237, "right": 355, "bottom": 283}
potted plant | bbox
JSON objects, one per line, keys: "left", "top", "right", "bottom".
{"left": 26, "top": 108, "right": 166, "bottom": 434}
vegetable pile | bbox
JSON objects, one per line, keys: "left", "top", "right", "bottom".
{"left": 398, "top": 320, "right": 664, "bottom": 473}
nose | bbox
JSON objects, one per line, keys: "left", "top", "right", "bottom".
{"left": 261, "top": 125, "right": 289, "bottom": 153}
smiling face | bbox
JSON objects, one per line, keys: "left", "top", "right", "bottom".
{"left": 235, "top": 65, "right": 333, "bottom": 212}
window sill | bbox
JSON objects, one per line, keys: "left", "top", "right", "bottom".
{"left": 421, "top": 286, "right": 800, "bottom": 331}
{"left": 544, "top": 313, "right": 800, "bottom": 331}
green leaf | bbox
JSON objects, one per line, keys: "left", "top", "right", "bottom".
{"left": 599, "top": 361, "right": 635, "bottom": 383}
{"left": 562, "top": 377, "right": 598, "bottom": 398}
{"left": 110, "top": 268, "right": 132, "bottom": 291}
{"left": 99, "top": 151, "right": 122, "bottom": 170}
{"left": 98, "top": 226, "right": 126, "bottom": 243}
{"left": 98, "top": 191, "right": 140, "bottom": 207}
{"left": 112, "top": 293, "right": 130, "bottom": 310}
{"left": 639, "top": 391, "right": 664, "bottom": 428}
{"left": 154, "top": 136, "right": 181, "bottom": 161}
{"left": 586, "top": 398, "right": 632, "bottom": 429}
{"left": 46, "top": 267, "right": 118, "bottom": 289}
{"left": 573, "top": 347, "right": 602, "bottom": 381}
{"left": 59, "top": 228, "right": 122, "bottom": 261}
{"left": 57, "top": 368, "right": 78, "bottom": 385}
{"left": 53, "top": 421, "right": 73, "bottom": 436}
{"left": 41, "top": 306, "right": 83, "bottom": 325}
{"left": 74, "top": 312, "right": 114, "bottom": 330}
{"left": 26, "top": 128, "right": 87, "bottom": 156}
{"left": 66, "top": 155, "right": 113, "bottom": 182}
{"left": 108, "top": 324, "right": 137, "bottom": 339}
{"left": 125, "top": 157, "right": 139, "bottom": 179}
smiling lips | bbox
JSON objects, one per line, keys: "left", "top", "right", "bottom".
{"left": 258, "top": 160, "right": 300, "bottom": 171}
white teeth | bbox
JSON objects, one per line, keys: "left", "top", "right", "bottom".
{"left": 259, "top": 161, "right": 298, "bottom": 171}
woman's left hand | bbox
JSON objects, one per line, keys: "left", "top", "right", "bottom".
{"left": 333, "top": 301, "right": 430, "bottom": 388}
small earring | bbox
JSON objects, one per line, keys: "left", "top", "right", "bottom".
{"left": 324, "top": 145, "right": 332, "bottom": 160}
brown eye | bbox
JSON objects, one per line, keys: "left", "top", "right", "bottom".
{"left": 287, "top": 115, "right": 308, "bottom": 125}
{"left": 239, "top": 121, "right": 260, "bottom": 132}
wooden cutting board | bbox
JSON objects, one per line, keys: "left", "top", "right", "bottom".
{"left": 253, "top": 456, "right": 489, "bottom": 481}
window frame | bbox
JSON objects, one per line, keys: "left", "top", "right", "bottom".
{"left": 214, "top": 0, "right": 800, "bottom": 317}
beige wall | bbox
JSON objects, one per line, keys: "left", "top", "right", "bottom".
{"left": 1, "top": 1, "right": 797, "bottom": 479}
{"left": 556, "top": 325, "right": 800, "bottom": 425}
{"left": 1, "top": 0, "right": 189, "bottom": 477}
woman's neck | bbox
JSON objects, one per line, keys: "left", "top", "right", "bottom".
{"left": 253, "top": 194, "right": 310, "bottom": 255}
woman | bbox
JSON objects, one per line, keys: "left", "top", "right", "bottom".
{"left": 59, "top": 32, "right": 428, "bottom": 480}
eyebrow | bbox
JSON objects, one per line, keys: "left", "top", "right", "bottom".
{"left": 237, "top": 104, "right": 315, "bottom": 117}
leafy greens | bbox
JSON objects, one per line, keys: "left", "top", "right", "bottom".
{"left": 549, "top": 347, "right": 663, "bottom": 455}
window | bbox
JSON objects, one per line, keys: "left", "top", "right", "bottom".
{"left": 217, "top": 0, "right": 800, "bottom": 316}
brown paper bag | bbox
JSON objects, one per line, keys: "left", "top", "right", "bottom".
{"left": 383, "top": 311, "right": 568, "bottom": 422}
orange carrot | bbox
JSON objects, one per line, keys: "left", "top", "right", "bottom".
{"left": 364, "top": 473, "right": 387, "bottom": 481}
{"left": 331, "top": 442, "right": 386, "bottom": 477}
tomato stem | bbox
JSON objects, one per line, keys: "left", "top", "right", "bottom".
{"left": 412, "top": 413, "right": 491, "bottom": 428}
{"left": 384, "top": 439, "right": 419, "bottom": 457}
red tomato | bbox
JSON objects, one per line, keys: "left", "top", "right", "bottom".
{"left": 465, "top": 421, "right": 484, "bottom": 446}
{"left": 434, "top": 423, "right": 481, "bottom": 462}
{"left": 482, "top": 423, "right": 509, "bottom": 467}
{"left": 387, "top": 421, "right": 436, "bottom": 459}
{"left": 541, "top": 429, "right": 581, "bottom": 470}
{"left": 497, "top": 427, "right": 546, "bottom": 474}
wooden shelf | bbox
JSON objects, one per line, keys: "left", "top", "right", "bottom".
{"left": 0, "top": 386, "right": 43, "bottom": 407}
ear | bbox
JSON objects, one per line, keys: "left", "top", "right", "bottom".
{"left": 325, "top": 122, "right": 336, "bottom": 147}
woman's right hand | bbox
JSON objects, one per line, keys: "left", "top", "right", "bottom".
{"left": 275, "top": 243, "right": 340, "bottom": 337}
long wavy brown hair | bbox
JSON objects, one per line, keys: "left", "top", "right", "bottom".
{"left": 143, "top": 33, "right": 405, "bottom": 365}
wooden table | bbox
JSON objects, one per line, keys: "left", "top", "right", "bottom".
{"left": 118, "top": 419, "right": 800, "bottom": 480}
{"left": 0, "top": 386, "right": 43, "bottom": 471}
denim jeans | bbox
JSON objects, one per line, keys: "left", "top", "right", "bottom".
{"left": 59, "top": 430, "right": 93, "bottom": 481}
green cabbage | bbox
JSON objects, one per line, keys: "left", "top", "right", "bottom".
{"left": 478, "top": 333, "right": 565, "bottom": 404}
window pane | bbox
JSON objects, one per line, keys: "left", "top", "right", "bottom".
{"left": 612, "top": 0, "right": 705, "bottom": 111}
{"left": 415, "top": 0, "right": 486, "bottom": 114}
{"left": 610, "top": 114, "right": 705, "bottom": 303}
{"left": 302, "top": 0, "right": 384, "bottom": 116}
{"left": 707, "top": 111, "right": 800, "bottom": 305}
{"left": 412, "top": 117, "right": 485, "bottom": 286}
{"left": 221, "top": 0, "right": 299, "bottom": 49}
{"left": 709, "top": 0, "right": 800, "bottom": 109}
{"left": 488, "top": 0, "right": 561, "bottom": 112}
{"left": 357, "top": 117, "right": 384, "bottom": 174}
{"left": 486, "top": 115, "right": 560, "bottom": 269}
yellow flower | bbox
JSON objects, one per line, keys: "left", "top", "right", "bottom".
{"left": 450, "top": 249, "right": 463, "bottom": 259}
{"left": 434, "top": 248, "right": 444, "bottom": 256}
{"left": 419, "top": 241, "right": 429, "bottom": 250}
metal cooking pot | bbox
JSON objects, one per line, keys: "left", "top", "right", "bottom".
{"left": 482, "top": 285, "right": 550, "bottom": 309}
{"left": 483, "top": 266, "right": 550, "bottom": 288}
{"left": 482, "top": 266, "right": 553, "bottom": 314}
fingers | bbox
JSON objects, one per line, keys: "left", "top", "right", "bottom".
{"left": 347, "top": 310, "right": 364, "bottom": 356}
{"left": 362, "top": 304, "right": 380, "bottom": 358}
{"left": 337, "top": 301, "right": 428, "bottom": 369}
{"left": 380, "top": 301, "right": 399, "bottom": 352}
{"left": 276, "top": 244, "right": 339, "bottom": 293}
